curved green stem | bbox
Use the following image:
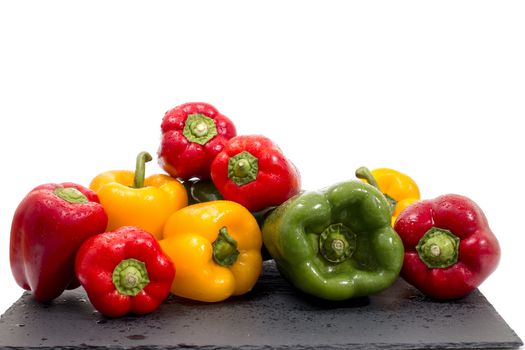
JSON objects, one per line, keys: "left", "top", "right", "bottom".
{"left": 212, "top": 227, "right": 240, "bottom": 267}
{"left": 133, "top": 151, "right": 152, "bottom": 189}
{"left": 355, "top": 166, "right": 379, "bottom": 188}
{"left": 355, "top": 166, "right": 397, "bottom": 214}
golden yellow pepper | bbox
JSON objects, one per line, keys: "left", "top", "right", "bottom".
{"left": 89, "top": 151, "right": 187, "bottom": 239}
{"left": 159, "top": 200, "right": 263, "bottom": 302}
{"left": 356, "top": 167, "right": 420, "bottom": 226}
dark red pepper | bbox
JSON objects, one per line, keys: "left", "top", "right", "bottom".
{"left": 210, "top": 134, "right": 301, "bottom": 212}
{"left": 75, "top": 226, "right": 175, "bottom": 318}
{"left": 10, "top": 183, "right": 108, "bottom": 302}
{"left": 394, "top": 194, "right": 500, "bottom": 299}
{"left": 158, "top": 102, "right": 237, "bottom": 180}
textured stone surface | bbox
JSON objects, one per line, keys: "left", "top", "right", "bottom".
{"left": 0, "top": 261, "right": 522, "bottom": 349}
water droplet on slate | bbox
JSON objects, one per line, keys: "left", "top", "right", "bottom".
{"left": 127, "top": 334, "right": 146, "bottom": 340}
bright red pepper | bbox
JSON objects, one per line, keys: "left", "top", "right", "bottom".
{"left": 394, "top": 194, "right": 500, "bottom": 299}
{"left": 75, "top": 226, "right": 175, "bottom": 318}
{"left": 10, "top": 183, "right": 108, "bottom": 302}
{"left": 158, "top": 102, "right": 237, "bottom": 180}
{"left": 210, "top": 135, "right": 301, "bottom": 212}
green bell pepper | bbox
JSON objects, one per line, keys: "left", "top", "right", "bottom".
{"left": 183, "top": 179, "right": 224, "bottom": 205}
{"left": 262, "top": 180, "right": 404, "bottom": 300}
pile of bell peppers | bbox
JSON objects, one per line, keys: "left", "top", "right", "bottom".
{"left": 8, "top": 101, "right": 501, "bottom": 319}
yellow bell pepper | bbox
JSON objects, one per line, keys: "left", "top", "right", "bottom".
{"left": 158, "top": 200, "right": 263, "bottom": 302}
{"left": 356, "top": 167, "right": 420, "bottom": 226}
{"left": 89, "top": 151, "right": 187, "bottom": 239}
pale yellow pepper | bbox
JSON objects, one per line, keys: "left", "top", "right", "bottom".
{"left": 356, "top": 167, "right": 420, "bottom": 226}
{"left": 89, "top": 152, "right": 187, "bottom": 239}
{"left": 159, "top": 200, "right": 263, "bottom": 302}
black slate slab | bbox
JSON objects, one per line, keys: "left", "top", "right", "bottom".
{"left": 0, "top": 261, "right": 522, "bottom": 350}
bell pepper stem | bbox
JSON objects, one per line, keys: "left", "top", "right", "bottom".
{"left": 54, "top": 187, "right": 88, "bottom": 204}
{"left": 228, "top": 151, "right": 259, "bottom": 186}
{"left": 112, "top": 258, "right": 150, "bottom": 296}
{"left": 183, "top": 114, "right": 218, "bottom": 145}
{"left": 416, "top": 227, "right": 460, "bottom": 268}
{"left": 355, "top": 166, "right": 397, "bottom": 214}
{"left": 355, "top": 166, "right": 379, "bottom": 188}
{"left": 212, "top": 227, "right": 240, "bottom": 267}
{"left": 319, "top": 223, "right": 356, "bottom": 263}
{"left": 133, "top": 151, "right": 153, "bottom": 189}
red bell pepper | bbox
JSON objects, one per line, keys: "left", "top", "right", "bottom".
{"left": 10, "top": 183, "right": 108, "bottom": 302}
{"left": 158, "top": 102, "right": 237, "bottom": 180}
{"left": 210, "top": 134, "right": 301, "bottom": 212}
{"left": 394, "top": 194, "right": 500, "bottom": 299}
{"left": 75, "top": 226, "right": 175, "bottom": 318}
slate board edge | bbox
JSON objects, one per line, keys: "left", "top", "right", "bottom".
{"left": 0, "top": 342, "right": 522, "bottom": 350}
{"left": 466, "top": 289, "right": 523, "bottom": 349}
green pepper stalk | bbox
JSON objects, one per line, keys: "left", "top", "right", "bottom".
{"left": 355, "top": 166, "right": 397, "bottom": 214}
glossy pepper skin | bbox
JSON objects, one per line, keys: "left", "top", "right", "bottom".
{"left": 211, "top": 135, "right": 301, "bottom": 212}
{"left": 75, "top": 226, "right": 175, "bottom": 318}
{"left": 183, "top": 178, "right": 223, "bottom": 205}
{"left": 183, "top": 177, "right": 270, "bottom": 227}
{"left": 183, "top": 177, "right": 274, "bottom": 261}
{"left": 159, "top": 201, "right": 263, "bottom": 302}
{"left": 356, "top": 167, "right": 420, "bottom": 226}
{"left": 158, "top": 102, "right": 237, "bottom": 180}
{"left": 394, "top": 194, "right": 500, "bottom": 300}
{"left": 10, "top": 183, "right": 108, "bottom": 302}
{"left": 263, "top": 180, "right": 404, "bottom": 301}
{"left": 90, "top": 152, "right": 187, "bottom": 240}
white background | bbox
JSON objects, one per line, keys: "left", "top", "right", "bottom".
{"left": 1, "top": 0, "right": 524, "bottom": 346}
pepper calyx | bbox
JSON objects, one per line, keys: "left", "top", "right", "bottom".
{"left": 183, "top": 114, "right": 218, "bottom": 145}
{"left": 54, "top": 187, "right": 88, "bottom": 204}
{"left": 319, "top": 223, "right": 356, "bottom": 263}
{"left": 228, "top": 151, "right": 259, "bottom": 186}
{"left": 112, "top": 258, "right": 150, "bottom": 296}
{"left": 416, "top": 227, "right": 460, "bottom": 268}
{"left": 212, "top": 227, "right": 240, "bottom": 267}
